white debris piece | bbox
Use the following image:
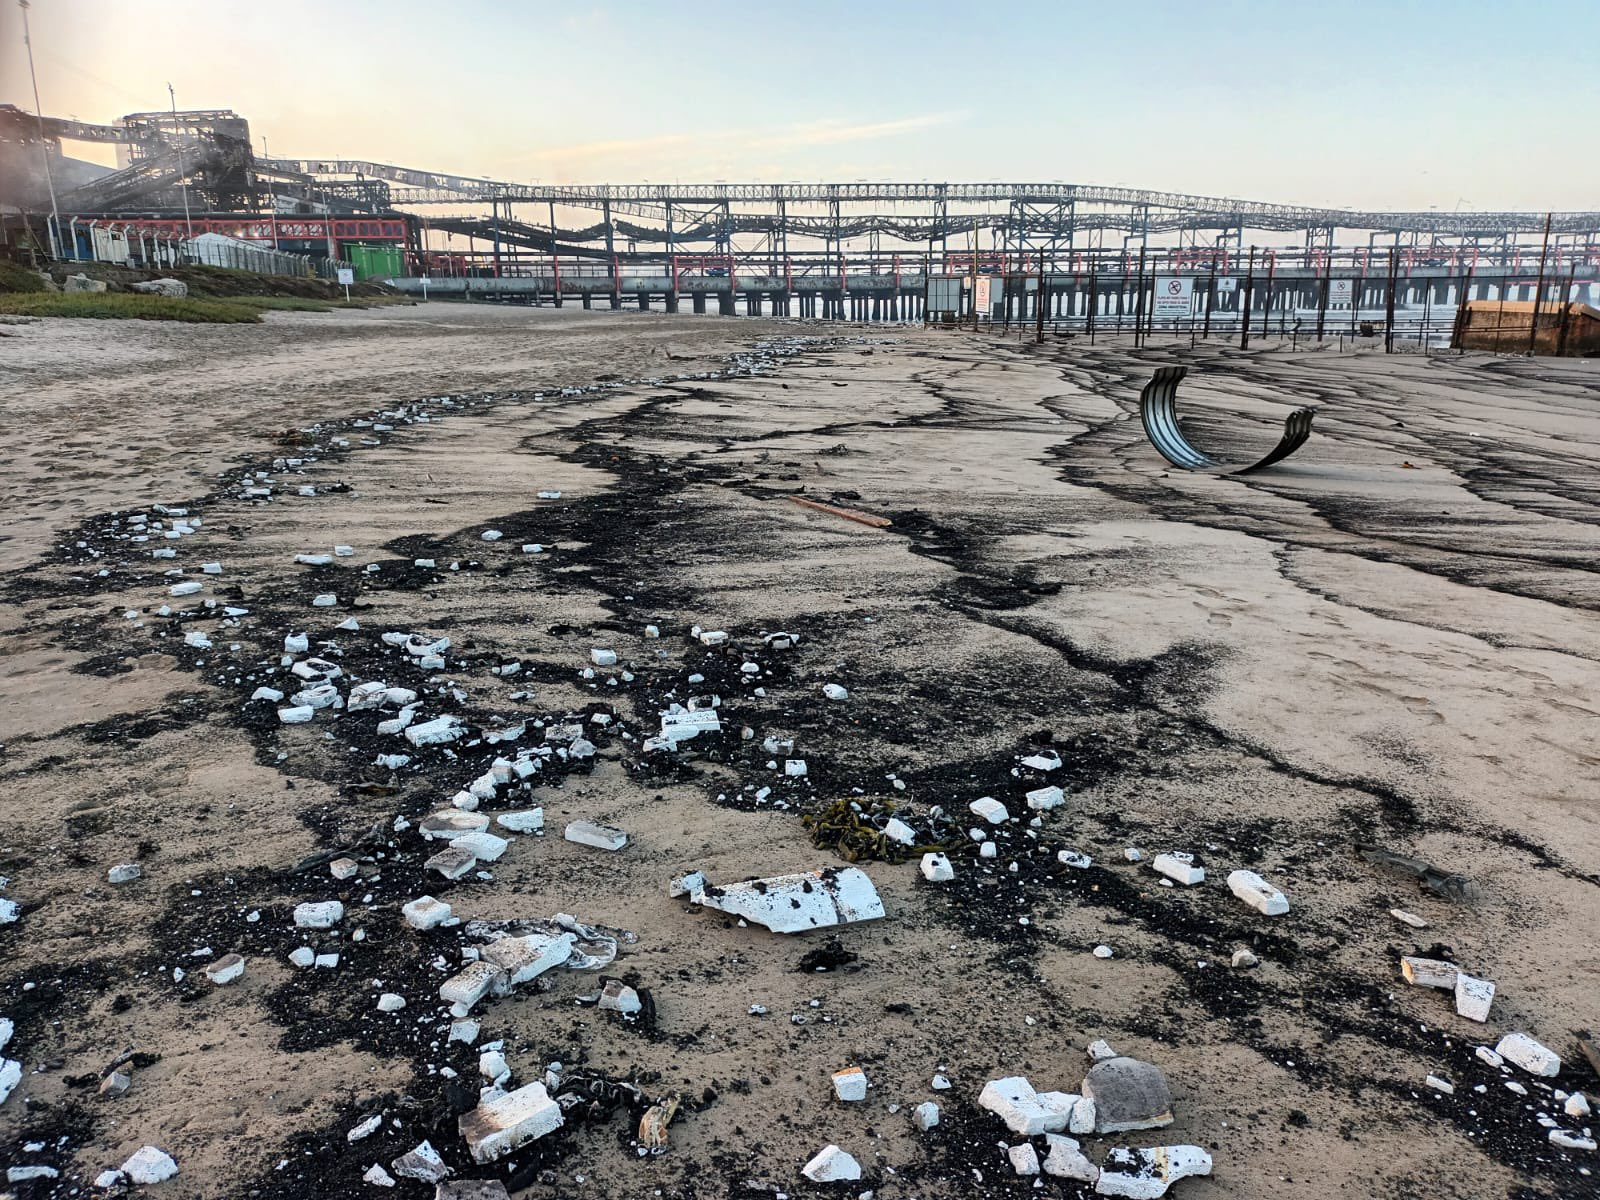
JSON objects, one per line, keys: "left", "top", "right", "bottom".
{"left": 1021, "top": 751, "right": 1062, "bottom": 771}
{"left": 295, "top": 554, "right": 333, "bottom": 566}
{"left": 348, "top": 1114, "right": 383, "bottom": 1143}
{"left": 1151, "top": 853, "right": 1204, "bottom": 886}
{"left": 697, "top": 630, "right": 728, "bottom": 646}
{"left": 377, "top": 993, "right": 406, "bottom": 1012}
{"left": 390, "top": 1141, "right": 450, "bottom": 1183}
{"left": 0, "top": 1058, "right": 21, "bottom": 1105}
{"left": 1027, "top": 785, "right": 1066, "bottom": 811}
{"left": 668, "top": 870, "right": 707, "bottom": 898}
{"left": 597, "top": 979, "right": 643, "bottom": 1016}
{"left": 1567, "top": 1093, "right": 1592, "bottom": 1119}
{"left": 1059, "top": 850, "right": 1093, "bottom": 869}
{"left": 1401, "top": 957, "right": 1458, "bottom": 990}
{"left": 564, "top": 821, "right": 628, "bottom": 852}
{"left": 426, "top": 847, "right": 477, "bottom": 880}
{"left": 183, "top": 630, "right": 213, "bottom": 650}
{"left": 294, "top": 901, "right": 344, "bottom": 929}
{"left": 288, "top": 947, "right": 315, "bottom": 968}
{"left": 970, "top": 796, "right": 1009, "bottom": 824}
{"left": 477, "top": 932, "right": 577, "bottom": 986}
{"left": 204, "top": 953, "right": 245, "bottom": 985}
{"left": 660, "top": 708, "right": 721, "bottom": 744}
{"left": 1043, "top": 1134, "right": 1099, "bottom": 1183}
{"left": 277, "top": 705, "right": 315, "bottom": 724}
{"left": 692, "top": 867, "right": 885, "bottom": 933}
{"left": 169, "top": 581, "right": 202, "bottom": 597}
{"left": 439, "top": 961, "right": 509, "bottom": 1012}
{"left": 1495, "top": 1032, "right": 1561, "bottom": 1077}
{"left": 420, "top": 811, "right": 490, "bottom": 840}
{"left": 0, "top": 1018, "right": 11, "bottom": 1051}
{"left": 882, "top": 817, "right": 916, "bottom": 845}
{"left": 458, "top": 1082, "right": 565, "bottom": 1162}
{"left": 402, "top": 896, "right": 453, "bottom": 930}
{"left": 406, "top": 717, "right": 464, "bottom": 747}
{"left": 1009, "top": 1142, "right": 1041, "bottom": 1176}
{"left": 1231, "top": 949, "right": 1259, "bottom": 969}
{"left": 1226, "top": 870, "right": 1289, "bottom": 916}
{"left": 1454, "top": 974, "right": 1496, "bottom": 1023}
{"left": 108, "top": 863, "right": 142, "bottom": 884}
{"left": 822, "top": 683, "right": 849, "bottom": 701}
{"left": 784, "top": 759, "right": 808, "bottom": 777}
{"left": 832, "top": 1066, "right": 868, "bottom": 1102}
{"left": 913, "top": 1101, "right": 940, "bottom": 1131}
{"left": 590, "top": 648, "right": 617, "bottom": 667}
{"left": 1094, "top": 1145, "right": 1212, "bottom": 1198}
{"left": 1425, "top": 1075, "right": 1454, "bottom": 1095}
{"left": 451, "top": 831, "right": 510, "bottom": 862}
{"left": 7, "top": 1166, "right": 58, "bottom": 1182}
{"left": 311, "top": 594, "right": 337, "bottom": 607}
{"left": 1549, "top": 1129, "right": 1598, "bottom": 1151}
{"left": 330, "top": 857, "right": 359, "bottom": 881}
{"left": 979, "top": 1077, "right": 1075, "bottom": 1137}
{"left": 801, "top": 1145, "right": 861, "bottom": 1183}
{"left": 120, "top": 1146, "right": 179, "bottom": 1185}
{"left": 1093, "top": 945, "right": 1115, "bottom": 959}
{"left": 1390, "top": 908, "right": 1429, "bottom": 929}
{"left": 496, "top": 809, "right": 544, "bottom": 833}
{"left": 481, "top": 530, "right": 503, "bottom": 542}
{"left": 251, "top": 686, "right": 285, "bottom": 702}
{"left": 920, "top": 852, "right": 955, "bottom": 882}
{"left": 363, "top": 1164, "right": 395, "bottom": 1187}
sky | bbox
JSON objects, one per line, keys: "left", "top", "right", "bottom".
{"left": 3, "top": 0, "right": 1598, "bottom": 213}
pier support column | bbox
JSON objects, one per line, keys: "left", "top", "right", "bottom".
{"left": 638, "top": 292, "right": 650, "bottom": 311}
{"left": 666, "top": 292, "right": 679, "bottom": 314}
{"left": 717, "top": 290, "right": 735, "bottom": 316}
{"left": 581, "top": 292, "right": 592, "bottom": 310}
{"left": 692, "top": 292, "right": 706, "bottom": 314}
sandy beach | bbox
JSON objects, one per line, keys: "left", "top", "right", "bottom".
{"left": 0, "top": 301, "right": 1595, "bottom": 1200}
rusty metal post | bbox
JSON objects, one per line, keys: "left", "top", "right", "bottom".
{"left": 1451, "top": 267, "right": 1474, "bottom": 350}
{"left": 1555, "top": 269, "right": 1576, "bottom": 356}
{"left": 1528, "top": 211, "right": 1552, "bottom": 355}
{"left": 1203, "top": 266, "right": 1216, "bottom": 340}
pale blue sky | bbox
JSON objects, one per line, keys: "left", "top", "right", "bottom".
{"left": 3, "top": 0, "right": 1596, "bottom": 210}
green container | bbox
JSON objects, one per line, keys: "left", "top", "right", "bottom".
{"left": 346, "top": 242, "right": 404, "bottom": 281}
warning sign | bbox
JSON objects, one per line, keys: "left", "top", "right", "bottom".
{"left": 1153, "top": 276, "right": 1193, "bottom": 318}
{"left": 974, "top": 276, "right": 992, "bottom": 312}
{"left": 1328, "top": 279, "right": 1355, "bottom": 306}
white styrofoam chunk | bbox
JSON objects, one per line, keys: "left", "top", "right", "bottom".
{"left": 1227, "top": 870, "right": 1289, "bottom": 916}
{"left": 692, "top": 867, "right": 885, "bottom": 933}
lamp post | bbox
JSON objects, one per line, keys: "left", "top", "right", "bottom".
{"left": 19, "top": 0, "right": 64, "bottom": 259}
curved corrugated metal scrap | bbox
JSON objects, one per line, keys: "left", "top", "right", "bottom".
{"left": 1138, "top": 365, "right": 1315, "bottom": 475}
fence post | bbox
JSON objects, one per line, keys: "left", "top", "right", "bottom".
{"left": 1239, "top": 246, "right": 1256, "bottom": 350}
{"left": 1384, "top": 250, "right": 1398, "bottom": 353}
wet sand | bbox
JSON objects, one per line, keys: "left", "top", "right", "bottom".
{"left": 0, "top": 302, "right": 1596, "bottom": 1199}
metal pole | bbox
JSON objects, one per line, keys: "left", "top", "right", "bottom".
{"left": 1384, "top": 250, "right": 1399, "bottom": 354}
{"left": 1555, "top": 268, "right": 1576, "bottom": 356}
{"left": 1202, "top": 265, "right": 1216, "bottom": 340}
{"left": 167, "top": 83, "right": 194, "bottom": 241}
{"left": 20, "top": 0, "right": 64, "bottom": 259}
{"left": 1528, "top": 211, "right": 1552, "bottom": 356}
{"left": 1239, "top": 246, "right": 1256, "bottom": 350}
{"left": 1133, "top": 245, "right": 1147, "bottom": 348}
{"left": 1035, "top": 259, "right": 1046, "bottom": 345}
{"left": 1451, "top": 267, "right": 1474, "bottom": 350}
{"left": 1259, "top": 252, "right": 1275, "bottom": 339}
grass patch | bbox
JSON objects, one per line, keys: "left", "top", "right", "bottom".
{"left": 0, "top": 292, "right": 263, "bottom": 323}
{"left": 0, "top": 262, "right": 48, "bottom": 294}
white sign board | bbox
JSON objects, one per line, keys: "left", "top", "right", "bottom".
{"left": 1215, "top": 276, "right": 1238, "bottom": 293}
{"left": 1153, "top": 276, "right": 1193, "bottom": 318}
{"left": 336, "top": 268, "right": 355, "bottom": 286}
{"left": 973, "top": 276, "right": 992, "bottom": 312}
{"left": 1328, "top": 279, "right": 1354, "bottom": 305}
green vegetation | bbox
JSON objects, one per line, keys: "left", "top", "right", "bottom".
{"left": 0, "top": 292, "right": 263, "bottom": 323}
{"left": 0, "top": 262, "right": 48, "bottom": 295}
